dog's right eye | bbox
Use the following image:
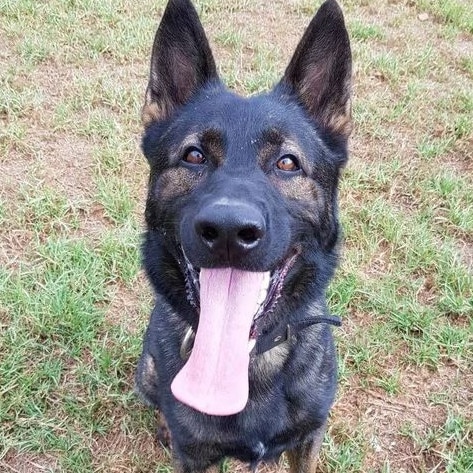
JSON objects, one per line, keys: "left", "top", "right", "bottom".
{"left": 183, "top": 148, "right": 206, "bottom": 165}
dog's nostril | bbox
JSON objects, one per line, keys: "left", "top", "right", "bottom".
{"left": 201, "top": 225, "right": 219, "bottom": 243}
{"left": 237, "top": 226, "right": 262, "bottom": 245}
{"left": 194, "top": 204, "right": 265, "bottom": 256}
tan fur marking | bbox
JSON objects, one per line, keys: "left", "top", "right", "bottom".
{"left": 298, "top": 70, "right": 353, "bottom": 138}
{"left": 156, "top": 410, "right": 172, "bottom": 446}
{"left": 141, "top": 86, "right": 177, "bottom": 126}
{"left": 257, "top": 128, "right": 284, "bottom": 167}
{"left": 141, "top": 102, "right": 164, "bottom": 127}
{"left": 159, "top": 167, "right": 202, "bottom": 200}
{"left": 254, "top": 344, "right": 290, "bottom": 378}
{"left": 201, "top": 129, "right": 225, "bottom": 165}
{"left": 258, "top": 142, "right": 280, "bottom": 167}
{"left": 141, "top": 354, "right": 158, "bottom": 392}
{"left": 258, "top": 135, "right": 307, "bottom": 170}
{"left": 286, "top": 421, "right": 327, "bottom": 473}
{"left": 275, "top": 175, "right": 318, "bottom": 202}
{"left": 271, "top": 175, "right": 321, "bottom": 225}
{"left": 327, "top": 99, "right": 353, "bottom": 138}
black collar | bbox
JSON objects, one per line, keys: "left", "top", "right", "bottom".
{"left": 252, "top": 314, "right": 342, "bottom": 355}
{"left": 179, "top": 314, "right": 341, "bottom": 360}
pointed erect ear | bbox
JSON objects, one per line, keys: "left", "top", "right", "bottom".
{"left": 142, "top": 0, "right": 218, "bottom": 126}
{"left": 280, "top": 0, "right": 352, "bottom": 138}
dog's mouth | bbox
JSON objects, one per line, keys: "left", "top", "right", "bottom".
{"left": 183, "top": 250, "right": 298, "bottom": 341}
{"left": 171, "top": 250, "right": 298, "bottom": 416}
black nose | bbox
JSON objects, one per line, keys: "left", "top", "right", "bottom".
{"left": 194, "top": 201, "right": 265, "bottom": 260}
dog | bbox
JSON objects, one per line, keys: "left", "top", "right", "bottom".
{"left": 135, "top": 0, "right": 352, "bottom": 471}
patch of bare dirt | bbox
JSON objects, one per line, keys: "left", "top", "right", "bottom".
{"left": 416, "top": 275, "right": 438, "bottom": 306}
{"left": 362, "top": 239, "right": 393, "bottom": 279}
{"left": 444, "top": 148, "right": 473, "bottom": 174}
{"left": 104, "top": 271, "right": 153, "bottom": 332}
{"left": 457, "top": 240, "right": 473, "bottom": 273}
{"left": 34, "top": 136, "right": 94, "bottom": 199}
{"left": 0, "top": 452, "right": 59, "bottom": 473}
{"left": 91, "top": 421, "right": 167, "bottom": 473}
{"left": 0, "top": 228, "right": 34, "bottom": 268}
{"left": 333, "top": 364, "right": 472, "bottom": 472}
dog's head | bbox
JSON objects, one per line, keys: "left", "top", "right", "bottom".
{"left": 141, "top": 0, "right": 351, "bottom": 416}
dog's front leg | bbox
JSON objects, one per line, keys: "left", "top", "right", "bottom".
{"left": 286, "top": 421, "right": 327, "bottom": 473}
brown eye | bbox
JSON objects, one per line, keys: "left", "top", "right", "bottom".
{"left": 183, "top": 148, "right": 206, "bottom": 165}
{"left": 277, "top": 155, "right": 300, "bottom": 172}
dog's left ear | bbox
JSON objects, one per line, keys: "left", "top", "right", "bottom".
{"left": 280, "top": 0, "right": 352, "bottom": 138}
{"left": 142, "top": 0, "right": 218, "bottom": 126}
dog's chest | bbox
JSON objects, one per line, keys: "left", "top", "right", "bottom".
{"left": 174, "top": 404, "right": 307, "bottom": 466}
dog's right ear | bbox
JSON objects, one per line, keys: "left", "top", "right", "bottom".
{"left": 142, "top": 0, "right": 218, "bottom": 126}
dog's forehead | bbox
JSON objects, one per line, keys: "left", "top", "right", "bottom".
{"left": 186, "top": 88, "right": 318, "bottom": 149}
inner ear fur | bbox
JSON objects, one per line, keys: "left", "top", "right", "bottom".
{"left": 142, "top": 0, "right": 218, "bottom": 126}
{"left": 280, "top": 0, "right": 352, "bottom": 138}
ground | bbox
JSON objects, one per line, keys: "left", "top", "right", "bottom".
{"left": 0, "top": 0, "right": 472, "bottom": 472}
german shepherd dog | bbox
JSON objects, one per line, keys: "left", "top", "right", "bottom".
{"left": 135, "top": 0, "right": 352, "bottom": 471}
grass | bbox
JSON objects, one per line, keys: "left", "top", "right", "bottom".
{"left": 1, "top": 0, "right": 472, "bottom": 472}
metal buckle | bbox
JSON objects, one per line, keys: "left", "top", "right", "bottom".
{"left": 272, "top": 325, "right": 291, "bottom": 346}
{"left": 180, "top": 326, "right": 195, "bottom": 360}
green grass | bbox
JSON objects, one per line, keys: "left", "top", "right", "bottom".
{"left": 418, "top": 0, "right": 473, "bottom": 34}
{"left": 1, "top": 0, "right": 472, "bottom": 471}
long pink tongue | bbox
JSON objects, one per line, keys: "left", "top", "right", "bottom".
{"left": 171, "top": 268, "right": 267, "bottom": 416}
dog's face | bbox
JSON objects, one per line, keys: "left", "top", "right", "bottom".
{"left": 141, "top": 0, "right": 351, "bottom": 416}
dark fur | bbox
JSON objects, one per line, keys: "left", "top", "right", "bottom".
{"left": 135, "top": 1, "right": 352, "bottom": 472}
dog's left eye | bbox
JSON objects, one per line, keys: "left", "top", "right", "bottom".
{"left": 183, "top": 148, "right": 206, "bottom": 165}
{"left": 276, "top": 155, "right": 300, "bottom": 172}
